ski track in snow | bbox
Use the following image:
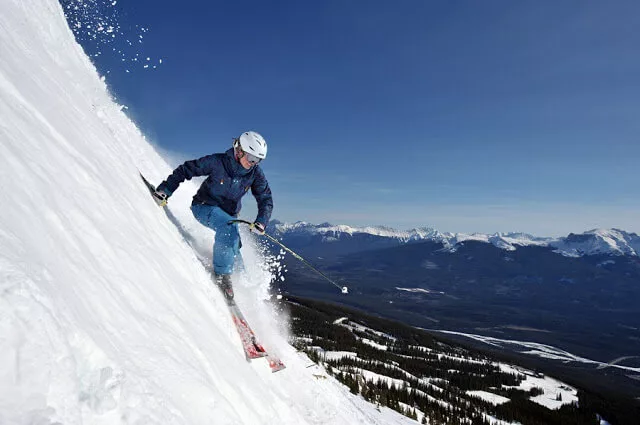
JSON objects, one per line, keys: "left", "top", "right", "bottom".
{"left": 0, "top": 1, "right": 417, "bottom": 424}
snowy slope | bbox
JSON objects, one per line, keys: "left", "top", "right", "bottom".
{"left": 0, "top": 1, "right": 417, "bottom": 424}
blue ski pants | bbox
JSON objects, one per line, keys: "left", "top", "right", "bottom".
{"left": 191, "top": 203, "right": 242, "bottom": 275}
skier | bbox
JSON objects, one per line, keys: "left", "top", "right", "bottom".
{"left": 153, "top": 131, "right": 273, "bottom": 301}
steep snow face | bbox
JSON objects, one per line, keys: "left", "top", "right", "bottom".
{"left": 0, "top": 1, "right": 416, "bottom": 424}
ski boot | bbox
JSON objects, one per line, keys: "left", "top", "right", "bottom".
{"left": 215, "top": 274, "right": 235, "bottom": 303}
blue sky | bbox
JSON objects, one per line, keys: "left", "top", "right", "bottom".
{"left": 68, "top": 0, "right": 639, "bottom": 236}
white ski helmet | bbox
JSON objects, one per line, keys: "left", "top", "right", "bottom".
{"left": 235, "top": 131, "right": 268, "bottom": 161}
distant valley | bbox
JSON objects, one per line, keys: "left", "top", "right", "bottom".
{"left": 264, "top": 221, "right": 640, "bottom": 400}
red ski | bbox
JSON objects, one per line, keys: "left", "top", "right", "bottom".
{"left": 228, "top": 302, "right": 286, "bottom": 372}
{"left": 229, "top": 303, "right": 268, "bottom": 360}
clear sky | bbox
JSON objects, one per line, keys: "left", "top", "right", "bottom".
{"left": 65, "top": 0, "right": 640, "bottom": 236}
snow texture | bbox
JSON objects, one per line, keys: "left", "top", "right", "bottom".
{"left": 466, "top": 391, "right": 510, "bottom": 406}
{"left": 0, "top": 1, "right": 417, "bottom": 424}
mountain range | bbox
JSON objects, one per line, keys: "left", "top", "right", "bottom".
{"left": 268, "top": 221, "right": 640, "bottom": 257}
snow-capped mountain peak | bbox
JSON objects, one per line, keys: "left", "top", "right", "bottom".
{"left": 550, "top": 228, "right": 640, "bottom": 257}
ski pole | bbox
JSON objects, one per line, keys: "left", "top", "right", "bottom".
{"left": 228, "top": 219, "right": 349, "bottom": 294}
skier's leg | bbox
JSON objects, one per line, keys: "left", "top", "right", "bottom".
{"left": 212, "top": 215, "right": 240, "bottom": 275}
{"left": 191, "top": 204, "right": 240, "bottom": 275}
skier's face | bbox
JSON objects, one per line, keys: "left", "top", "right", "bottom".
{"left": 239, "top": 154, "right": 253, "bottom": 169}
{"left": 235, "top": 146, "right": 261, "bottom": 169}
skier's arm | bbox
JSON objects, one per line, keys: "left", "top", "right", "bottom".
{"left": 157, "top": 155, "right": 216, "bottom": 196}
{"left": 251, "top": 167, "right": 273, "bottom": 227}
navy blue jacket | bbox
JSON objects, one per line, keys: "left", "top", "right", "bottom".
{"left": 157, "top": 148, "right": 273, "bottom": 226}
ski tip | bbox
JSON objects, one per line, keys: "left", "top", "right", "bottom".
{"left": 138, "top": 172, "right": 156, "bottom": 191}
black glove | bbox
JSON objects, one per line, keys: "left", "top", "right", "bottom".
{"left": 152, "top": 189, "right": 168, "bottom": 207}
{"left": 250, "top": 222, "right": 265, "bottom": 235}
